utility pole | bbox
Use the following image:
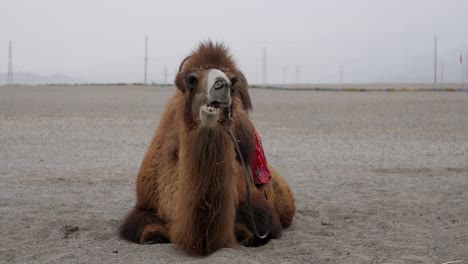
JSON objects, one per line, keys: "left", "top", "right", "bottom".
{"left": 339, "top": 65, "right": 344, "bottom": 83}
{"left": 283, "top": 66, "right": 287, "bottom": 84}
{"left": 295, "top": 65, "right": 300, "bottom": 84}
{"left": 144, "top": 36, "right": 148, "bottom": 85}
{"left": 461, "top": 51, "right": 465, "bottom": 89}
{"left": 164, "top": 66, "right": 168, "bottom": 85}
{"left": 7, "top": 41, "right": 14, "bottom": 85}
{"left": 262, "top": 47, "right": 267, "bottom": 85}
{"left": 440, "top": 60, "right": 444, "bottom": 84}
{"left": 465, "top": 50, "right": 468, "bottom": 77}
{"left": 434, "top": 35, "right": 437, "bottom": 84}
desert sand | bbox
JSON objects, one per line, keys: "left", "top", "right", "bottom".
{"left": 1, "top": 85, "right": 467, "bottom": 264}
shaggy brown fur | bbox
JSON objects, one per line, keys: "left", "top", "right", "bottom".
{"left": 171, "top": 127, "right": 238, "bottom": 254}
{"left": 119, "top": 41, "right": 295, "bottom": 256}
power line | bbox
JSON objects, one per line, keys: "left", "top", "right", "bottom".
{"left": 7, "top": 41, "right": 14, "bottom": 85}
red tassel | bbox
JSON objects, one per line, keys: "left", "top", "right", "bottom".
{"left": 251, "top": 130, "right": 272, "bottom": 185}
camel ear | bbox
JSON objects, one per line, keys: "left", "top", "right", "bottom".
{"left": 178, "top": 56, "right": 191, "bottom": 73}
{"left": 235, "top": 71, "right": 253, "bottom": 111}
{"left": 175, "top": 72, "right": 186, "bottom": 92}
{"left": 175, "top": 56, "right": 192, "bottom": 92}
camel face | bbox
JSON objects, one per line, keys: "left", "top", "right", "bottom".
{"left": 185, "top": 67, "right": 237, "bottom": 127}
{"left": 174, "top": 42, "right": 250, "bottom": 128}
{"left": 198, "top": 69, "right": 233, "bottom": 126}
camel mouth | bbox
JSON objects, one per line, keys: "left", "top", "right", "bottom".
{"left": 208, "top": 101, "right": 221, "bottom": 109}
{"left": 201, "top": 104, "right": 221, "bottom": 115}
{"left": 207, "top": 100, "right": 230, "bottom": 109}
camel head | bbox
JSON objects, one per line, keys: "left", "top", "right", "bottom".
{"left": 175, "top": 42, "right": 252, "bottom": 127}
{"left": 184, "top": 67, "right": 236, "bottom": 127}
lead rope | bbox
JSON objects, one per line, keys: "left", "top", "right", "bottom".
{"left": 225, "top": 108, "right": 269, "bottom": 239}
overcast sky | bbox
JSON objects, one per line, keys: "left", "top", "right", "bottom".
{"left": 1, "top": 0, "right": 467, "bottom": 84}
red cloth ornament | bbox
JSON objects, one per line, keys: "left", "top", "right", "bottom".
{"left": 251, "top": 130, "right": 272, "bottom": 185}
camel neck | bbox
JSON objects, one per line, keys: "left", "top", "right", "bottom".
{"left": 171, "top": 125, "right": 237, "bottom": 255}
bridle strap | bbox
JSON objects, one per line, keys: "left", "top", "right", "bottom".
{"left": 225, "top": 108, "right": 269, "bottom": 239}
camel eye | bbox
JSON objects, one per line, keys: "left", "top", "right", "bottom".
{"left": 230, "top": 76, "right": 238, "bottom": 86}
{"left": 186, "top": 74, "right": 198, "bottom": 90}
{"left": 229, "top": 76, "right": 238, "bottom": 93}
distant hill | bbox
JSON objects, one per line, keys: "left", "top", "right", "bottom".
{"left": 0, "top": 72, "right": 83, "bottom": 85}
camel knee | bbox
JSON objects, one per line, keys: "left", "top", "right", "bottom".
{"left": 274, "top": 184, "right": 296, "bottom": 228}
{"left": 235, "top": 202, "right": 282, "bottom": 247}
{"left": 269, "top": 167, "right": 296, "bottom": 228}
{"left": 119, "top": 207, "right": 168, "bottom": 244}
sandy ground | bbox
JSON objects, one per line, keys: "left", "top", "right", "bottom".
{"left": 268, "top": 83, "right": 467, "bottom": 89}
{"left": 1, "top": 85, "right": 467, "bottom": 264}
